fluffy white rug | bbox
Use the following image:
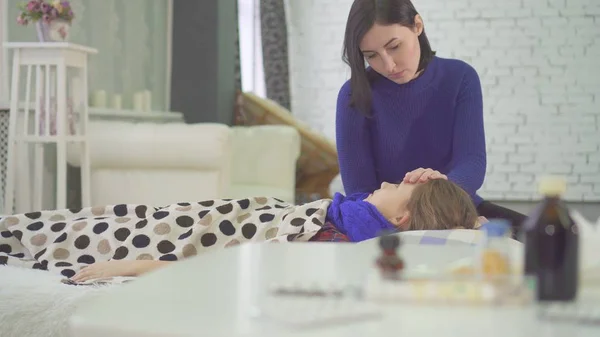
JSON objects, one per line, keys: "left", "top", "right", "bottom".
{"left": 0, "top": 266, "right": 115, "bottom": 337}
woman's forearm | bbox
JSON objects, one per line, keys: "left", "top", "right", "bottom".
{"left": 446, "top": 158, "right": 486, "bottom": 196}
{"left": 448, "top": 65, "right": 486, "bottom": 196}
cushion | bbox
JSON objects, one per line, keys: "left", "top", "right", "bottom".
{"left": 68, "top": 122, "right": 232, "bottom": 170}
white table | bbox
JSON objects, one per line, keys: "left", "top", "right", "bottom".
{"left": 70, "top": 241, "right": 599, "bottom": 337}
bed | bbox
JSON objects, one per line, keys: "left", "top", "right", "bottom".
{"left": 0, "top": 265, "right": 114, "bottom": 337}
{"left": 1, "top": 202, "right": 596, "bottom": 337}
{"left": 0, "top": 195, "right": 333, "bottom": 336}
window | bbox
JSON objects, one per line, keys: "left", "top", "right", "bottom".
{"left": 237, "top": 0, "right": 265, "bottom": 97}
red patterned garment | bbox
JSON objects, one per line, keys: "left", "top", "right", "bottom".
{"left": 309, "top": 221, "right": 351, "bottom": 242}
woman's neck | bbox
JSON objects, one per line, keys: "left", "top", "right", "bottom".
{"left": 372, "top": 56, "right": 438, "bottom": 93}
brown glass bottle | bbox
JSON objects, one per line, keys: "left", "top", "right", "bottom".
{"left": 522, "top": 177, "right": 579, "bottom": 302}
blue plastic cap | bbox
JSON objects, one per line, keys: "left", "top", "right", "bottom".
{"left": 481, "top": 219, "right": 511, "bottom": 237}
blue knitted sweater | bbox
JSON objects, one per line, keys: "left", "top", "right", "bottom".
{"left": 336, "top": 56, "right": 486, "bottom": 205}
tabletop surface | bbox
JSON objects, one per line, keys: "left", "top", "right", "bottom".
{"left": 69, "top": 240, "right": 599, "bottom": 337}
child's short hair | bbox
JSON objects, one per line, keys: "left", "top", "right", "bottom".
{"left": 404, "top": 179, "right": 478, "bottom": 231}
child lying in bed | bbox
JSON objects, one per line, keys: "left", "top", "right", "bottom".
{"left": 312, "top": 178, "right": 480, "bottom": 242}
{"left": 67, "top": 178, "right": 478, "bottom": 282}
{"left": 0, "top": 170, "right": 478, "bottom": 282}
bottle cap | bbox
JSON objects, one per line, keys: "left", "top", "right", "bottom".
{"left": 379, "top": 232, "right": 400, "bottom": 250}
{"left": 538, "top": 175, "right": 567, "bottom": 196}
{"left": 481, "top": 219, "right": 511, "bottom": 237}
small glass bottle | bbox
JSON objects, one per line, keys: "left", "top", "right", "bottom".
{"left": 522, "top": 176, "right": 579, "bottom": 302}
{"left": 479, "top": 219, "right": 512, "bottom": 279}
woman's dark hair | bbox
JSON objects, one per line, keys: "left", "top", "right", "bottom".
{"left": 342, "top": 0, "right": 435, "bottom": 115}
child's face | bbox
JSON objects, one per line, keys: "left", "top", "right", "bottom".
{"left": 364, "top": 181, "right": 417, "bottom": 228}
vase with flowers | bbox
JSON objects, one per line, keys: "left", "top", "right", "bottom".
{"left": 16, "top": 0, "right": 74, "bottom": 42}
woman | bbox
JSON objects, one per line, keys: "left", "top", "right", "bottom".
{"left": 69, "top": 178, "right": 478, "bottom": 282}
{"left": 336, "top": 0, "right": 526, "bottom": 232}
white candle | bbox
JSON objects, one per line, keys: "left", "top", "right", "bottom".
{"left": 92, "top": 90, "right": 107, "bottom": 108}
{"left": 133, "top": 92, "right": 144, "bottom": 111}
{"left": 142, "top": 90, "right": 152, "bottom": 112}
{"left": 112, "top": 94, "right": 122, "bottom": 110}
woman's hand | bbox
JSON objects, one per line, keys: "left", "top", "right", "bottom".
{"left": 403, "top": 168, "right": 447, "bottom": 184}
{"left": 70, "top": 261, "right": 140, "bottom": 282}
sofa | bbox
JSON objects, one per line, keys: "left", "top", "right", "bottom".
{"left": 228, "top": 125, "right": 300, "bottom": 202}
{"left": 67, "top": 121, "right": 300, "bottom": 207}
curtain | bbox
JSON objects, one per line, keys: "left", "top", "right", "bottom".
{"left": 6, "top": 0, "right": 170, "bottom": 111}
{"left": 260, "top": 0, "right": 291, "bottom": 110}
{"left": 234, "top": 1, "right": 242, "bottom": 93}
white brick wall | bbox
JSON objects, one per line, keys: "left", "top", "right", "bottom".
{"left": 286, "top": 0, "right": 600, "bottom": 201}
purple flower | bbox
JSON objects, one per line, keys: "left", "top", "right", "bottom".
{"left": 50, "top": 7, "right": 58, "bottom": 18}
{"left": 42, "top": 14, "right": 52, "bottom": 23}
{"left": 40, "top": 2, "right": 51, "bottom": 13}
{"left": 16, "top": 15, "right": 28, "bottom": 25}
{"left": 26, "top": 1, "right": 41, "bottom": 12}
{"left": 61, "top": 1, "right": 71, "bottom": 8}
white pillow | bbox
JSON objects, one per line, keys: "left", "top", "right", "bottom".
{"left": 396, "top": 229, "right": 521, "bottom": 247}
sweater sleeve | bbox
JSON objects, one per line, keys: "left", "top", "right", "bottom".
{"left": 335, "top": 82, "right": 379, "bottom": 195}
{"left": 446, "top": 65, "right": 487, "bottom": 197}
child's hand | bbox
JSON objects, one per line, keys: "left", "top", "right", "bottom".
{"left": 70, "top": 261, "right": 138, "bottom": 283}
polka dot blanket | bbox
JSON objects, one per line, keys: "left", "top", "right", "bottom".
{"left": 0, "top": 197, "right": 331, "bottom": 284}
